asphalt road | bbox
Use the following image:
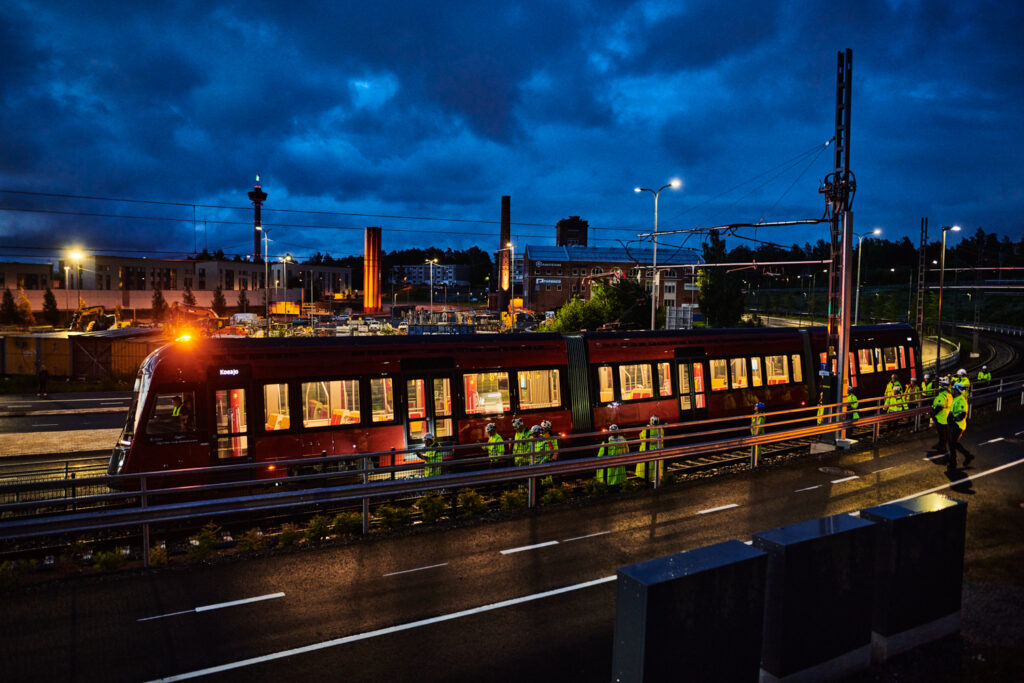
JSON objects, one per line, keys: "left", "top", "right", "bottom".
{"left": 2, "top": 407, "right": 1022, "bottom": 682}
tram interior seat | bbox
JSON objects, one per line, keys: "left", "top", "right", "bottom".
{"left": 331, "top": 409, "right": 360, "bottom": 425}
{"left": 265, "top": 413, "right": 290, "bottom": 431}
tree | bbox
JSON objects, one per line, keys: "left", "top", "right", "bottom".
{"left": 0, "top": 288, "right": 15, "bottom": 324}
{"left": 540, "top": 277, "right": 651, "bottom": 333}
{"left": 211, "top": 286, "right": 227, "bottom": 317}
{"left": 697, "top": 232, "right": 744, "bottom": 328}
{"left": 237, "top": 288, "right": 249, "bottom": 313}
{"left": 182, "top": 282, "right": 197, "bottom": 306}
{"left": 151, "top": 286, "right": 168, "bottom": 322}
{"left": 42, "top": 288, "right": 60, "bottom": 325}
{"left": 15, "top": 288, "right": 35, "bottom": 325}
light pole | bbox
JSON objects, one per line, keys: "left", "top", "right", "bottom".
{"left": 257, "top": 226, "right": 270, "bottom": 322}
{"left": 635, "top": 179, "right": 681, "bottom": 330}
{"left": 935, "top": 225, "right": 960, "bottom": 372}
{"left": 68, "top": 249, "right": 84, "bottom": 312}
{"left": 853, "top": 228, "right": 881, "bottom": 325}
{"left": 426, "top": 258, "right": 437, "bottom": 319}
{"left": 282, "top": 254, "right": 292, "bottom": 319}
{"left": 63, "top": 265, "right": 70, "bottom": 321}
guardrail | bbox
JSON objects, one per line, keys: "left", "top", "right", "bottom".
{"left": 2, "top": 374, "right": 1022, "bottom": 565}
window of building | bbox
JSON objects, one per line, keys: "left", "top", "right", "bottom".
{"left": 619, "top": 363, "right": 654, "bottom": 400}
{"left": 766, "top": 355, "right": 789, "bottom": 384}
{"left": 657, "top": 362, "right": 672, "bottom": 397}
{"left": 214, "top": 388, "right": 247, "bottom": 459}
{"left": 709, "top": 359, "right": 729, "bottom": 391}
{"left": 518, "top": 369, "right": 561, "bottom": 410}
{"left": 302, "top": 379, "right": 360, "bottom": 428}
{"left": 263, "top": 383, "right": 290, "bottom": 431}
{"left": 597, "top": 366, "right": 614, "bottom": 402}
{"left": 592, "top": 267, "right": 602, "bottom": 275}
{"left": 730, "top": 358, "right": 749, "bottom": 389}
{"left": 464, "top": 372, "right": 510, "bottom": 415}
{"left": 370, "top": 377, "right": 394, "bottom": 422}
{"left": 750, "top": 357, "right": 763, "bottom": 387}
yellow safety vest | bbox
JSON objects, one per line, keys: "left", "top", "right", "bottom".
{"left": 932, "top": 391, "right": 952, "bottom": 425}
{"left": 597, "top": 436, "right": 627, "bottom": 486}
{"left": 635, "top": 427, "right": 664, "bottom": 479}
{"left": 486, "top": 434, "right": 506, "bottom": 462}
{"left": 950, "top": 395, "right": 968, "bottom": 431}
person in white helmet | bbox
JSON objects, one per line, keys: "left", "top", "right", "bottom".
{"left": 955, "top": 368, "right": 971, "bottom": 397}
{"left": 420, "top": 433, "right": 442, "bottom": 477}
{"left": 636, "top": 415, "right": 665, "bottom": 481}
{"left": 976, "top": 365, "right": 992, "bottom": 387}
{"left": 511, "top": 418, "right": 533, "bottom": 466}
{"left": 484, "top": 423, "right": 506, "bottom": 466}
{"left": 597, "top": 424, "right": 628, "bottom": 487}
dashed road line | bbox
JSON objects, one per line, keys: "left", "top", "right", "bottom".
{"left": 562, "top": 531, "right": 611, "bottom": 543}
{"left": 871, "top": 466, "right": 895, "bottom": 474}
{"left": 32, "top": 424, "right": 59, "bottom": 427}
{"left": 794, "top": 485, "right": 821, "bottom": 492}
{"left": 500, "top": 540, "right": 559, "bottom": 555}
{"left": 697, "top": 503, "right": 739, "bottom": 515}
{"left": 138, "top": 592, "right": 285, "bottom": 622}
{"left": 980, "top": 437, "right": 1005, "bottom": 445}
{"left": 383, "top": 562, "right": 449, "bottom": 577}
{"left": 830, "top": 475, "right": 860, "bottom": 484}
{"left": 923, "top": 454, "right": 945, "bottom": 461}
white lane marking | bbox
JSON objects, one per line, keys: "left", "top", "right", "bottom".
{"left": 980, "top": 437, "right": 1004, "bottom": 445}
{"left": 1015, "top": 430, "right": 1024, "bottom": 437}
{"left": 101, "top": 401, "right": 126, "bottom": 405}
{"left": 383, "top": 562, "right": 449, "bottom": 577}
{"left": 32, "top": 423, "right": 59, "bottom": 427}
{"left": 831, "top": 475, "right": 860, "bottom": 484}
{"left": 743, "top": 540, "right": 754, "bottom": 545}
{"left": 138, "top": 592, "right": 284, "bottom": 622}
{"left": 9, "top": 405, "right": 32, "bottom": 409}
{"left": 562, "top": 531, "right": 611, "bottom": 543}
{"left": 887, "top": 456, "right": 1024, "bottom": 506}
{"left": 923, "top": 454, "right": 945, "bottom": 461}
{"left": 149, "top": 576, "right": 617, "bottom": 682}
{"left": 500, "top": 540, "right": 559, "bottom": 555}
{"left": 871, "top": 466, "right": 895, "bottom": 474}
{"left": 848, "top": 511, "right": 861, "bottom": 517}
{"left": 794, "top": 485, "right": 821, "bottom": 492}
{"left": 697, "top": 503, "right": 739, "bottom": 515}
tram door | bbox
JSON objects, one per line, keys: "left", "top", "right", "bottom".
{"left": 404, "top": 375, "right": 454, "bottom": 446}
{"left": 676, "top": 356, "right": 709, "bottom": 423}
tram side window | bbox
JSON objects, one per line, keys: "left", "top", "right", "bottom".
{"left": 464, "top": 372, "right": 511, "bottom": 415}
{"left": 857, "top": 348, "right": 876, "bottom": 374}
{"left": 370, "top": 377, "right": 394, "bottom": 423}
{"left": 597, "top": 366, "right": 615, "bottom": 403}
{"left": 766, "top": 355, "right": 788, "bottom": 385}
{"left": 693, "top": 362, "right": 706, "bottom": 408}
{"left": 657, "top": 362, "right": 672, "bottom": 397}
{"left": 750, "top": 357, "right": 763, "bottom": 387}
{"left": 679, "top": 364, "right": 692, "bottom": 410}
{"left": 518, "top": 369, "right": 561, "bottom": 410}
{"left": 433, "top": 377, "right": 453, "bottom": 439}
{"left": 263, "top": 383, "right": 290, "bottom": 431}
{"left": 215, "top": 388, "right": 247, "bottom": 459}
{"left": 302, "top": 379, "right": 360, "bottom": 428}
{"left": 709, "top": 359, "right": 728, "bottom": 391}
{"left": 883, "top": 347, "right": 898, "bottom": 371}
{"left": 898, "top": 346, "right": 907, "bottom": 369}
{"left": 791, "top": 354, "right": 803, "bottom": 383}
{"left": 873, "top": 348, "right": 883, "bottom": 371}
{"left": 730, "top": 358, "right": 748, "bottom": 390}
{"left": 619, "top": 363, "right": 653, "bottom": 400}
{"left": 146, "top": 390, "right": 197, "bottom": 435}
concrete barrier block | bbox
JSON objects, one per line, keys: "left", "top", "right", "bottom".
{"left": 753, "top": 514, "right": 876, "bottom": 682}
{"left": 612, "top": 540, "right": 767, "bottom": 683}
{"left": 860, "top": 493, "right": 967, "bottom": 662}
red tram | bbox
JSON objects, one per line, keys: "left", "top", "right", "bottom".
{"left": 108, "top": 324, "right": 920, "bottom": 478}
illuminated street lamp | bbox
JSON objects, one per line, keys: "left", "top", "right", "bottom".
{"left": 935, "top": 225, "right": 961, "bottom": 371}
{"left": 634, "top": 179, "right": 681, "bottom": 330}
{"left": 853, "top": 228, "right": 881, "bottom": 325}
{"left": 69, "top": 249, "right": 84, "bottom": 312}
{"left": 256, "top": 226, "right": 270, "bottom": 322}
{"left": 63, "top": 264, "right": 70, "bottom": 319}
{"left": 426, "top": 258, "right": 438, "bottom": 318}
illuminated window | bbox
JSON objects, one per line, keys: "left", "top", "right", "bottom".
{"left": 518, "top": 369, "right": 561, "bottom": 410}
{"left": 619, "top": 363, "right": 654, "bottom": 401}
{"left": 657, "top": 362, "right": 672, "bottom": 397}
{"left": 215, "top": 388, "right": 247, "bottom": 459}
{"left": 433, "top": 377, "right": 453, "bottom": 438}
{"left": 750, "top": 357, "right": 763, "bottom": 387}
{"left": 302, "top": 379, "right": 360, "bottom": 428}
{"left": 898, "top": 346, "right": 907, "bottom": 369}
{"left": 147, "top": 391, "right": 197, "bottom": 435}
{"left": 857, "top": 349, "right": 875, "bottom": 374}
{"left": 407, "top": 379, "right": 427, "bottom": 439}
{"left": 709, "top": 359, "right": 728, "bottom": 391}
{"left": 263, "top": 383, "right": 290, "bottom": 431}
{"left": 790, "top": 354, "right": 803, "bottom": 383}
{"left": 730, "top": 358, "right": 748, "bottom": 390}
{"left": 679, "top": 363, "right": 692, "bottom": 410}
{"left": 370, "top": 377, "right": 394, "bottom": 423}
{"left": 766, "top": 355, "right": 788, "bottom": 385}
{"left": 464, "top": 372, "right": 511, "bottom": 415}
{"left": 597, "top": 366, "right": 614, "bottom": 402}
{"left": 693, "top": 362, "right": 706, "bottom": 408}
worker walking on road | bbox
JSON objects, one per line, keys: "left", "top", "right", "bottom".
{"left": 420, "top": 433, "right": 443, "bottom": 477}
{"left": 931, "top": 380, "right": 952, "bottom": 453}
{"left": 512, "top": 418, "right": 533, "bottom": 466}
{"left": 597, "top": 424, "right": 628, "bottom": 487}
{"left": 484, "top": 423, "right": 506, "bottom": 466}
{"left": 635, "top": 415, "right": 665, "bottom": 481}
{"left": 946, "top": 384, "right": 973, "bottom": 472}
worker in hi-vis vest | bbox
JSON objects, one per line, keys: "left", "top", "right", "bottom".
{"left": 635, "top": 415, "right": 665, "bottom": 481}
{"left": 597, "top": 424, "right": 628, "bottom": 487}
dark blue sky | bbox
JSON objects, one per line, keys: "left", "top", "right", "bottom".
{"left": 2, "top": 0, "right": 1022, "bottom": 264}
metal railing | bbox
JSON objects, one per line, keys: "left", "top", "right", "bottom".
{"left": 2, "top": 374, "right": 1022, "bottom": 564}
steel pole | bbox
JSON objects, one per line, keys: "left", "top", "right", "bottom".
{"left": 936, "top": 230, "right": 948, "bottom": 372}
{"left": 854, "top": 235, "right": 864, "bottom": 325}
{"left": 651, "top": 191, "right": 659, "bottom": 330}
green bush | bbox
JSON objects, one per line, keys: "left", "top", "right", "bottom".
{"left": 662, "top": 472, "right": 679, "bottom": 486}
{"left": 376, "top": 505, "right": 413, "bottom": 529}
{"left": 305, "top": 515, "right": 332, "bottom": 544}
{"left": 70, "top": 540, "right": 92, "bottom": 562}
{"left": 237, "top": 529, "right": 267, "bottom": 552}
{"left": 0, "top": 560, "right": 18, "bottom": 589}
{"left": 149, "top": 545, "right": 168, "bottom": 566}
{"left": 188, "top": 522, "right": 221, "bottom": 561}
{"left": 416, "top": 491, "right": 447, "bottom": 523}
{"left": 93, "top": 550, "right": 125, "bottom": 572}
{"left": 540, "top": 485, "right": 569, "bottom": 505}
{"left": 583, "top": 478, "right": 608, "bottom": 497}
{"left": 499, "top": 489, "right": 527, "bottom": 510}
{"left": 332, "top": 512, "right": 363, "bottom": 536}
{"left": 621, "top": 478, "right": 645, "bottom": 492}
{"left": 456, "top": 488, "right": 488, "bottom": 516}
{"left": 277, "top": 523, "right": 301, "bottom": 547}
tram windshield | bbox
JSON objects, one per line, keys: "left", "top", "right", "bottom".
{"left": 122, "top": 365, "right": 153, "bottom": 441}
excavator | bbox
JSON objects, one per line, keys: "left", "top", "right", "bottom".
{"left": 166, "top": 302, "right": 226, "bottom": 337}
{"left": 70, "top": 306, "right": 117, "bottom": 332}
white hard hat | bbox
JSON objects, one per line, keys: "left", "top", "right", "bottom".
{"left": 609, "top": 424, "right": 618, "bottom": 431}
{"left": 649, "top": 415, "right": 660, "bottom": 425}
{"left": 957, "top": 368, "right": 966, "bottom": 376}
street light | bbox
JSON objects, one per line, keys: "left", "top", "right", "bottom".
{"left": 63, "top": 265, "right": 70, "bottom": 321}
{"left": 853, "top": 228, "right": 881, "bottom": 325}
{"left": 282, "top": 254, "right": 292, "bottom": 319}
{"left": 634, "top": 179, "right": 681, "bottom": 330}
{"left": 426, "top": 258, "right": 438, "bottom": 319}
{"left": 68, "top": 249, "right": 84, "bottom": 312}
{"left": 256, "top": 226, "right": 270, "bottom": 322}
{"left": 935, "top": 225, "right": 961, "bottom": 372}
